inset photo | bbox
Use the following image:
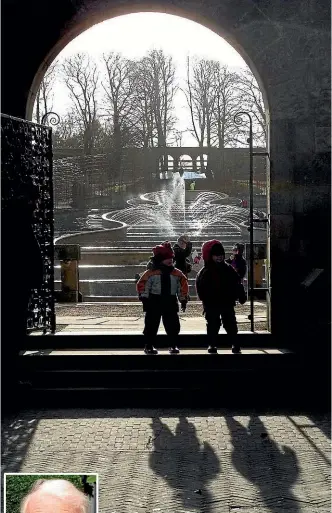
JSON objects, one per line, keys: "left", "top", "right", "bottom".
{"left": 4, "top": 473, "right": 98, "bottom": 513}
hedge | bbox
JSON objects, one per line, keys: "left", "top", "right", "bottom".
{"left": 5, "top": 474, "right": 85, "bottom": 513}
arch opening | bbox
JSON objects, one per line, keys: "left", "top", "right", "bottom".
{"left": 27, "top": 10, "right": 271, "bottom": 333}
{"left": 26, "top": 9, "right": 270, "bottom": 122}
{"left": 196, "top": 154, "right": 208, "bottom": 172}
{"left": 179, "top": 154, "right": 193, "bottom": 171}
{"left": 158, "top": 154, "right": 174, "bottom": 179}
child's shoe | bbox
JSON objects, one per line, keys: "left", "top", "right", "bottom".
{"left": 144, "top": 345, "right": 158, "bottom": 355}
{"left": 232, "top": 345, "right": 241, "bottom": 354}
{"left": 169, "top": 346, "right": 180, "bottom": 354}
{"left": 207, "top": 345, "right": 218, "bottom": 354}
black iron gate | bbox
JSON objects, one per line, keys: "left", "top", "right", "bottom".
{"left": 234, "top": 111, "right": 271, "bottom": 332}
{"left": 1, "top": 114, "right": 55, "bottom": 333}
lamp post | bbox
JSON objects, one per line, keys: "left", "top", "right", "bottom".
{"left": 234, "top": 111, "right": 254, "bottom": 332}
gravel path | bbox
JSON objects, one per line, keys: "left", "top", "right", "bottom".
{"left": 55, "top": 302, "right": 268, "bottom": 331}
{"left": 56, "top": 301, "right": 267, "bottom": 318}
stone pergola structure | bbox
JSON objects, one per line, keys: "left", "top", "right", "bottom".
{"left": 147, "top": 146, "right": 221, "bottom": 173}
{"left": 54, "top": 146, "right": 267, "bottom": 180}
{"left": 2, "top": 0, "right": 330, "bottom": 340}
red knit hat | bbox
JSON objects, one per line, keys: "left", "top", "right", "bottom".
{"left": 202, "top": 240, "right": 225, "bottom": 261}
{"left": 152, "top": 241, "right": 175, "bottom": 261}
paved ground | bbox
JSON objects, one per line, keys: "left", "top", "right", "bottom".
{"left": 2, "top": 409, "right": 330, "bottom": 512}
{"left": 54, "top": 315, "right": 267, "bottom": 335}
{"left": 24, "top": 349, "right": 284, "bottom": 356}
{"left": 55, "top": 301, "right": 267, "bottom": 318}
{"left": 54, "top": 301, "right": 268, "bottom": 334}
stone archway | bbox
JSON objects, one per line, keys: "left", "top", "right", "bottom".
{"left": 2, "top": 0, "right": 329, "bottom": 336}
{"left": 24, "top": 5, "right": 270, "bottom": 123}
{"left": 196, "top": 153, "right": 208, "bottom": 172}
{"left": 178, "top": 154, "right": 194, "bottom": 173}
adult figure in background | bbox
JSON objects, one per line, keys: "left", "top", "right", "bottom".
{"left": 135, "top": 236, "right": 192, "bottom": 283}
{"left": 20, "top": 479, "right": 90, "bottom": 513}
{"left": 173, "top": 234, "right": 192, "bottom": 277}
{"left": 226, "top": 243, "right": 247, "bottom": 281}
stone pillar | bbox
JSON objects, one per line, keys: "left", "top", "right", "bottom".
{"left": 269, "top": 115, "right": 331, "bottom": 338}
{"left": 55, "top": 245, "right": 82, "bottom": 302}
{"left": 173, "top": 157, "right": 179, "bottom": 173}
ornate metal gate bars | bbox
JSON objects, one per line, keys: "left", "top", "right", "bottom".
{"left": 1, "top": 114, "right": 55, "bottom": 333}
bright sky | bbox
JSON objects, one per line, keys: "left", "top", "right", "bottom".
{"left": 49, "top": 13, "right": 250, "bottom": 146}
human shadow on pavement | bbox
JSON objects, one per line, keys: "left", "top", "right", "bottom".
{"left": 2, "top": 413, "right": 39, "bottom": 472}
{"left": 226, "top": 415, "right": 300, "bottom": 513}
{"left": 149, "top": 416, "right": 220, "bottom": 513}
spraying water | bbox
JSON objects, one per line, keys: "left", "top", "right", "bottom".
{"left": 106, "top": 182, "right": 256, "bottom": 244}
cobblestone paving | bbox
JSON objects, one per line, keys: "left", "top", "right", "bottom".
{"left": 2, "top": 410, "right": 330, "bottom": 512}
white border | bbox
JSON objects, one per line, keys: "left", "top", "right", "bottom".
{"left": 3, "top": 473, "right": 99, "bottom": 513}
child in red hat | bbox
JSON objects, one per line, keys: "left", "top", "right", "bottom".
{"left": 136, "top": 242, "right": 189, "bottom": 354}
{"left": 196, "top": 239, "right": 246, "bottom": 354}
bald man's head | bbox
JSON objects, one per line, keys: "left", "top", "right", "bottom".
{"left": 21, "top": 479, "right": 89, "bottom": 513}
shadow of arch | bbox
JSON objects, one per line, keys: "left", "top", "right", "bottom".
{"left": 2, "top": 414, "right": 40, "bottom": 472}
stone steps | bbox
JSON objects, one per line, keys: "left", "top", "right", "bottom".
{"left": 56, "top": 280, "right": 198, "bottom": 296}
{"left": 55, "top": 264, "right": 144, "bottom": 280}
{"left": 16, "top": 336, "right": 321, "bottom": 409}
{"left": 55, "top": 278, "right": 266, "bottom": 298}
{"left": 54, "top": 188, "right": 267, "bottom": 299}
{"left": 79, "top": 243, "right": 236, "bottom": 250}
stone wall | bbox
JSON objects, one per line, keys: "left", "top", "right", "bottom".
{"left": 53, "top": 147, "right": 267, "bottom": 181}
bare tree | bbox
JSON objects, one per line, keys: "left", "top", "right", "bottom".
{"left": 53, "top": 110, "right": 81, "bottom": 148}
{"left": 131, "top": 66, "right": 156, "bottom": 148}
{"left": 62, "top": 53, "right": 99, "bottom": 155}
{"left": 170, "top": 129, "right": 185, "bottom": 147}
{"left": 184, "top": 58, "right": 266, "bottom": 150}
{"left": 101, "top": 52, "right": 137, "bottom": 146}
{"left": 100, "top": 52, "right": 140, "bottom": 177}
{"left": 34, "top": 62, "right": 58, "bottom": 124}
{"left": 211, "top": 63, "right": 242, "bottom": 148}
{"left": 236, "top": 68, "right": 267, "bottom": 146}
{"left": 100, "top": 50, "right": 177, "bottom": 157}
{"left": 136, "top": 50, "right": 177, "bottom": 169}
{"left": 148, "top": 49, "right": 177, "bottom": 147}
{"left": 183, "top": 57, "right": 218, "bottom": 175}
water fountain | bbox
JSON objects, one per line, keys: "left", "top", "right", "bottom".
{"left": 54, "top": 169, "right": 267, "bottom": 299}
{"left": 102, "top": 173, "right": 255, "bottom": 243}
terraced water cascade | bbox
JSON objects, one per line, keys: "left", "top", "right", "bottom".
{"left": 55, "top": 173, "right": 267, "bottom": 299}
